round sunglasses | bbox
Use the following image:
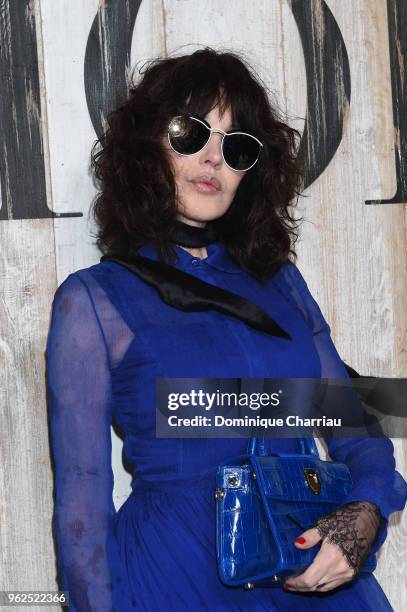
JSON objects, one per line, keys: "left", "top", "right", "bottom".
{"left": 167, "top": 114, "right": 263, "bottom": 172}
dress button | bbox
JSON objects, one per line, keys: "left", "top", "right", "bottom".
{"left": 191, "top": 259, "right": 200, "bottom": 266}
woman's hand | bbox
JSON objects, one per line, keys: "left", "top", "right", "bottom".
{"left": 283, "top": 501, "right": 381, "bottom": 593}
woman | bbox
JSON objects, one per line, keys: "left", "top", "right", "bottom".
{"left": 46, "top": 48, "right": 407, "bottom": 611}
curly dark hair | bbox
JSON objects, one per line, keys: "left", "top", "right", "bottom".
{"left": 90, "top": 47, "right": 305, "bottom": 282}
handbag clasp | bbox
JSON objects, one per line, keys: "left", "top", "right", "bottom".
{"left": 303, "top": 468, "right": 321, "bottom": 495}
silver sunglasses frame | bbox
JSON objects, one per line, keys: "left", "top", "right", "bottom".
{"left": 167, "top": 115, "right": 264, "bottom": 172}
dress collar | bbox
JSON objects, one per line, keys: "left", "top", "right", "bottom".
{"left": 137, "top": 241, "right": 242, "bottom": 274}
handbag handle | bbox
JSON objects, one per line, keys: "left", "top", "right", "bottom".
{"left": 247, "top": 435, "right": 319, "bottom": 457}
{"left": 241, "top": 379, "right": 319, "bottom": 457}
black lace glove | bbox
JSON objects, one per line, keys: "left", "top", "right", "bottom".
{"left": 313, "top": 501, "right": 381, "bottom": 577}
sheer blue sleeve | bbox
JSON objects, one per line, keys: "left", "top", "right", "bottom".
{"left": 274, "top": 261, "right": 407, "bottom": 554}
{"left": 46, "top": 272, "right": 134, "bottom": 611}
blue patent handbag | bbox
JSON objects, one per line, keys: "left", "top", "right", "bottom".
{"left": 215, "top": 435, "right": 377, "bottom": 589}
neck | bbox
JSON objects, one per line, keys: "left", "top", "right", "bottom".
{"left": 169, "top": 220, "right": 218, "bottom": 256}
{"left": 175, "top": 244, "right": 208, "bottom": 259}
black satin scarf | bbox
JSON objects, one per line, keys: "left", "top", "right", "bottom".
{"left": 99, "top": 251, "right": 364, "bottom": 378}
{"left": 169, "top": 220, "right": 218, "bottom": 247}
{"left": 100, "top": 252, "right": 292, "bottom": 340}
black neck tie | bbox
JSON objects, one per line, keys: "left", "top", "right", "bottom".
{"left": 100, "top": 219, "right": 292, "bottom": 340}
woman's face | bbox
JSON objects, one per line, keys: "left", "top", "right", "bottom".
{"left": 163, "top": 105, "right": 246, "bottom": 227}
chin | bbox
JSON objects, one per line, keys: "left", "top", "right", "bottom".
{"left": 181, "top": 206, "right": 231, "bottom": 224}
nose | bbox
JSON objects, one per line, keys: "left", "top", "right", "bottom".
{"left": 199, "top": 131, "right": 223, "bottom": 167}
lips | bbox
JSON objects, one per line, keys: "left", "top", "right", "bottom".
{"left": 190, "top": 175, "right": 222, "bottom": 191}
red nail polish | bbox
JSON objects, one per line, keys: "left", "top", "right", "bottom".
{"left": 283, "top": 583, "right": 293, "bottom": 591}
{"left": 295, "top": 536, "right": 306, "bottom": 544}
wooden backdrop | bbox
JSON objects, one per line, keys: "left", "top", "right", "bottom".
{"left": 1, "top": 0, "right": 406, "bottom": 609}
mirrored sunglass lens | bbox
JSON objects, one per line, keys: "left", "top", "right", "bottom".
{"left": 223, "top": 134, "right": 260, "bottom": 170}
{"left": 168, "top": 116, "right": 208, "bottom": 154}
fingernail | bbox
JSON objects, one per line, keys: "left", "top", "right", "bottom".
{"left": 283, "top": 583, "right": 293, "bottom": 591}
{"left": 295, "top": 536, "right": 306, "bottom": 544}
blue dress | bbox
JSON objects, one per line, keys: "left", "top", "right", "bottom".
{"left": 46, "top": 241, "right": 407, "bottom": 611}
